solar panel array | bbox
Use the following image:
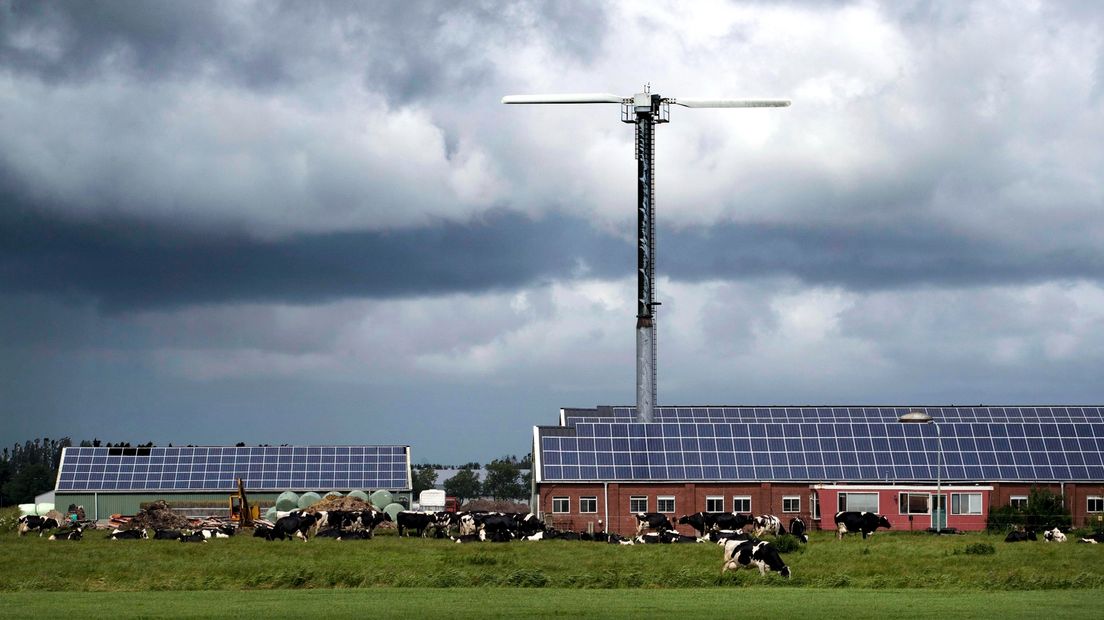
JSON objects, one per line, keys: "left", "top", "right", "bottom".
{"left": 540, "top": 406, "right": 1104, "bottom": 483}
{"left": 562, "top": 406, "right": 1104, "bottom": 427}
{"left": 56, "top": 446, "right": 411, "bottom": 492}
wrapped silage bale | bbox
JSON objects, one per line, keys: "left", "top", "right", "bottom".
{"left": 18, "top": 503, "right": 36, "bottom": 517}
{"left": 323, "top": 491, "right": 343, "bottom": 500}
{"left": 265, "top": 507, "right": 278, "bottom": 522}
{"left": 297, "top": 492, "right": 321, "bottom": 509}
{"left": 35, "top": 503, "right": 55, "bottom": 517}
{"left": 370, "top": 490, "right": 393, "bottom": 511}
{"left": 382, "top": 502, "right": 405, "bottom": 524}
{"left": 347, "top": 490, "right": 369, "bottom": 502}
{"left": 275, "top": 491, "right": 299, "bottom": 512}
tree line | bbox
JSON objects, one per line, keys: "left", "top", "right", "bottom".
{"left": 410, "top": 454, "right": 533, "bottom": 505}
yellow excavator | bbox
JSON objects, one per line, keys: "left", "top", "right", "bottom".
{"left": 229, "top": 478, "right": 259, "bottom": 527}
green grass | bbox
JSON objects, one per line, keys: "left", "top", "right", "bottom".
{"left": 1, "top": 528, "right": 1102, "bottom": 592}
{"left": 1, "top": 588, "right": 1102, "bottom": 619}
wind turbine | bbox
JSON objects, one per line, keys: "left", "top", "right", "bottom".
{"left": 503, "top": 86, "right": 790, "bottom": 423}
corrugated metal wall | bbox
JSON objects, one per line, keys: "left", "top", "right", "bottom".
{"left": 55, "top": 492, "right": 282, "bottom": 520}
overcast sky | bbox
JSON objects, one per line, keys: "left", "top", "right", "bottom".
{"left": 2, "top": 0, "right": 1103, "bottom": 464}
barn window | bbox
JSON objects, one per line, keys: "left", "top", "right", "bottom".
{"left": 552, "top": 497, "right": 570, "bottom": 513}
{"left": 705, "top": 496, "right": 724, "bottom": 512}
{"left": 732, "top": 496, "right": 751, "bottom": 513}
{"left": 1010, "top": 496, "right": 1028, "bottom": 510}
{"left": 951, "top": 493, "right": 982, "bottom": 515}
{"left": 783, "top": 496, "right": 800, "bottom": 513}
{"left": 838, "top": 492, "right": 878, "bottom": 513}
{"left": 657, "top": 496, "right": 675, "bottom": 513}
{"left": 629, "top": 496, "right": 648, "bottom": 513}
{"left": 1088, "top": 496, "right": 1104, "bottom": 513}
{"left": 899, "top": 493, "right": 930, "bottom": 515}
{"left": 579, "top": 497, "right": 597, "bottom": 513}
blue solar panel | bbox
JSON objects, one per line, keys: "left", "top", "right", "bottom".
{"left": 562, "top": 406, "right": 1104, "bottom": 427}
{"left": 537, "top": 416, "right": 1104, "bottom": 483}
{"left": 56, "top": 446, "right": 411, "bottom": 492}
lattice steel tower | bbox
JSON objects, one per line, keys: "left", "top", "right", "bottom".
{"left": 503, "top": 87, "right": 789, "bottom": 422}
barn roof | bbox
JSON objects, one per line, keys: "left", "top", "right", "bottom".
{"left": 535, "top": 406, "right": 1104, "bottom": 484}
{"left": 55, "top": 445, "right": 412, "bottom": 493}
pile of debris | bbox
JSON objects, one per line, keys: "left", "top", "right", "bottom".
{"left": 127, "top": 500, "right": 193, "bottom": 530}
{"left": 306, "top": 495, "right": 375, "bottom": 512}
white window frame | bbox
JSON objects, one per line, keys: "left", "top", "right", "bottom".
{"left": 657, "top": 496, "right": 675, "bottom": 514}
{"left": 1088, "top": 496, "right": 1104, "bottom": 513}
{"left": 838, "top": 492, "right": 879, "bottom": 513}
{"left": 732, "top": 496, "right": 751, "bottom": 513}
{"left": 782, "top": 496, "right": 800, "bottom": 513}
{"left": 899, "top": 492, "right": 930, "bottom": 515}
{"left": 629, "top": 495, "right": 648, "bottom": 513}
{"left": 951, "top": 492, "right": 982, "bottom": 515}
{"left": 1010, "top": 495, "right": 1028, "bottom": 510}
{"left": 811, "top": 493, "right": 820, "bottom": 520}
{"left": 552, "top": 496, "right": 570, "bottom": 514}
{"left": 705, "top": 496, "right": 725, "bottom": 512}
{"left": 579, "top": 496, "right": 597, "bottom": 514}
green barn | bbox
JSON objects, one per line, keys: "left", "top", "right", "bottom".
{"left": 53, "top": 445, "right": 413, "bottom": 519}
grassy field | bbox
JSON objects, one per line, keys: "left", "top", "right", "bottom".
{"left": 2, "top": 588, "right": 1103, "bottom": 619}
{"left": 2, "top": 525, "right": 1102, "bottom": 592}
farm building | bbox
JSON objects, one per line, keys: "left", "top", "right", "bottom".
{"left": 52, "top": 445, "right": 412, "bottom": 519}
{"left": 532, "top": 406, "right": 1104, "bottom": 536}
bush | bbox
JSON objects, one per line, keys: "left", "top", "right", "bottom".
{"left": 0, "top": 506, "right": 22, "bottom": 532}
{"left": 772, "top": 534, "right": 803, "bottom": 553}
{"left": 963, "top": 542, "right": 995, "bottom": 555}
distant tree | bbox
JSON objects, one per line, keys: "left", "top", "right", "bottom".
{"left": 1, "top": 464, "right": 52, "bottom": 504}
{"left": 459, "top": 461, "right": 481, "bottom": 470}
{"left": 483, "top": 458, "right": 525, "bottom": 501}
{"left": 411, "top": 465, "right": 438, "bottom": 495}
{"left": 1025, "top": 487, "right": 1071, "bottom": 531}
{"left": 444, "top": 468, "right": 482, "bottom": 506}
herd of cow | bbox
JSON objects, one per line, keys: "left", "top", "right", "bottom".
{"left": 20, "top": 508, "right": 1098, "bottom": 581}
{"left": 1004, "top": 527, "right": 1104, "bottom": 544}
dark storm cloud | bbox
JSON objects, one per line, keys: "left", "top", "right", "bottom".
{"left": 0, "top": 0, "right": 608, "bottom": 100}
{"left": 0, "top": 207, "right": 623, "bottom": 311}
{"left": 4, "top": 202, "right": 1102, "bottom": 314}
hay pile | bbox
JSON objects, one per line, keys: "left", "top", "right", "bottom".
{"left": 129, "top": 500, "right": 192, "bottom": 530}
{"left": 306, "top": 495, "right": 375, "bottom": 512}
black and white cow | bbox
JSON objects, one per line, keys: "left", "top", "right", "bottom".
{"left": 179, "top": 531, "right": 207, "bottom": 543}
{"left": 396, "top": 510, "right": 447, "bottom": 538}
{"left": 705, "top": 530, "right": 754, "bottom": 544}
{"left": 481, "top": 514, "right": 520, "bottom": 540}
{"left": 252, "top": 526, "right": 273, "bottom": 538}
{"left": 678, "top": 511, "right": 755, "bottom": 535}
{"left": 153, "top": 529, "right": 184, "bottom": 540}
{"left": 267, "top": 512, "right": 320, "bottom": 541}
{"left": 753, "top": 515, "right": 786, "bottom": 537}
{"left": 108, "top": 528, "right": 148, "bottom": 540}
{"left": 1043, "top": 528, "right": 1067, "bottom": 543}
{"left": 199, "top": 527, "right": 232, "bottom": 539}
{"left": 48, "top": 527, "right": 82, "bottom": 541}
{"left": 1004, "top": 529, "right": 1037, "bottom": 542}
{"left": 452, "top": 530, "right": 487, "bottom": 544}
{"left": 513, "top": 513, "right": 545, "bottom": 537}
{"left": 788, "top": 517, "right": 809, "bottom": 543}
{"left": 634, "top": 512, "right": 673, "bottom": 535}
{"left": 834, "top": 511, "right": 892, "bottom": 540}
{"left": 720, "top": 539, "right": 791, "bottom": 578}
{"left": 1077, "top": 532, "right": 1104, "bottom": 544}
{"left": 337, "top": 530, "right": 372, "bottom": 540}
{"left": 315, "top": 528, "right": 344, "bottom": 538}
{"left": 660, "top": 530, "right": 699, "bottom": 544}
{"left": 18, "top": 515, "right": 60, "bottom": 537}
{"left": 634, "top": 532, "right": 666, "bottom": 544}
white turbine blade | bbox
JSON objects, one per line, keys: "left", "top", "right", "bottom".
{"left": 672, "top": 98, "right": 791, "bottom": 108}
{"left": 502, "top": 93, "right": 623, "bottom": 104}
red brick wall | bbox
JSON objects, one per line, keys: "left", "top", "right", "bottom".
{"left": 536, "top": 482, "right": 816, "bottom": 536}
